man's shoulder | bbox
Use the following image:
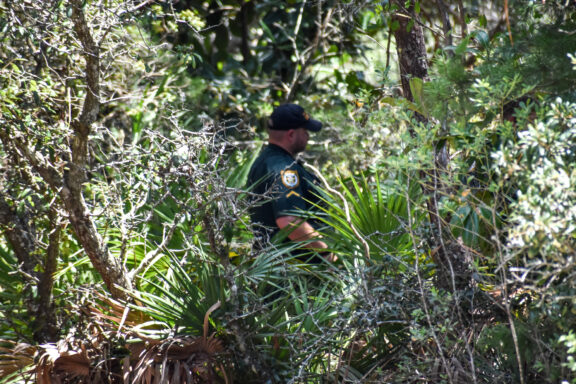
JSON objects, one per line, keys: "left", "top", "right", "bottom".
{"left": 257, "top": 146, "right": 297, "bottom": 171}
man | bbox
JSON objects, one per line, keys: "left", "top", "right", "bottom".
{"left": 247, "top": 103, "right": 335, "bottom": 263}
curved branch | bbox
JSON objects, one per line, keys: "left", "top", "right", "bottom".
{"left": 58, "top": 0, "right": 132, "bottom": 299}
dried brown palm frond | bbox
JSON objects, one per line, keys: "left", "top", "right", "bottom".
{"left": 130, "top": 301, "right": 228, "bottom": 384}
{"left": 31, "top": 325, "right": 227, "bottom": 383}
{"left": 87, "top": 291, "right": 150, "bottom": 331}
{"left": 35, "top": 335, "right": 99, "bottom": 384}
{"left": 31, "top": 291, "right": 132, "bottom": 384}
{"left": 0, "top": 340, "right": 35, "bottom": 379}
{"left": 31, "top": 297, "right": 229, "bottom": 384}
{"left": 36, "top": 340, "right": 91, "bottom": 384}
{"left": 131, "top": 334, "right": 226, "bottom": 384}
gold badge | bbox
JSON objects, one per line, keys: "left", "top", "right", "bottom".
{"left": 281, "top": 170, "right": 300, "bottom": 188}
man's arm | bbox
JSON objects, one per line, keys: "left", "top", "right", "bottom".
{"left": 276, "top": 215, "right": 336, "bottom": 262}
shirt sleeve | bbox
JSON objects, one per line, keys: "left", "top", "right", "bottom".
{"left": 270, "top": 164, "right": 308, "bottom": 219}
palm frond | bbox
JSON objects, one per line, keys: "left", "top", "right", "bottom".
{"left": 313, "top": 171, "right": 423, "bottom": 269}
{"left": 224, "top": 146, "right": 261, "bottom": 189}
{"left": 130, "top": 334, "right": 227, "bottom": 384}
{"left": 128, "top": 249, "right": 226, "bottom": 336}
{"left": 0, "top": 340, "right": 35, "bottom": 382}
{"left": 0, "top": 246, "right": 19, "bottom": 290}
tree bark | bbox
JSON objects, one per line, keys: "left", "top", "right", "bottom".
{"left": 392, "top": 0, "right": 440, "bottom": 239}
{"left": 0, "top": 198, "right": 38, "bottom": 275}
{"left": 0, "top": 195, "right": 59, "bottom": 342}
{"left": 33, "top": 207, "right": 61, "bottom": 342}
{"left": 392, "top": 2, "right": 429, "bottom": 108}
{"left": 436, "top": 0, "right": 453, "bottom": 50}
{"left": 1, "top": 0, "right": 132, "bottom": 301}
{"left": 61, "top": 0, "right": 132, "bottom": 299}
{"left": 392, "top": 0, "right": 471, "bottom": 292}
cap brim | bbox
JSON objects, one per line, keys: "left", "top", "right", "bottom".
{"left": 304, "top": 119, "right": 322, "bottom": 132}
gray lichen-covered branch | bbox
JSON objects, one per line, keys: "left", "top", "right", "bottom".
{"left": 0, "top": 0, "right": 132, "bottom": 300}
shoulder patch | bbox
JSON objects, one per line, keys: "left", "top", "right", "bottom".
{"left": 281, "top": 169, "right": 300, "bottom": 188}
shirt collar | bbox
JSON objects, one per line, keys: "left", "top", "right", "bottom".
{"left": 266, "top": 143, "right": 294, "bottom": 159}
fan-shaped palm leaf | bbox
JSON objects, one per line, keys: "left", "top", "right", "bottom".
{"left": 313, "top": 171, "right": 423, "bottom": 270}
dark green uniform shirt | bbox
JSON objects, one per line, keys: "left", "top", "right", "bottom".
{"left": 247, "top": 144, "right": 322, "bottom": 244}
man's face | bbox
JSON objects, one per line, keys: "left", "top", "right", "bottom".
{"left": 291, "top": 128, "right": 309, "bottom": 154}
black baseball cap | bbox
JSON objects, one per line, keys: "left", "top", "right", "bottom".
{"left": 268, "top": 103, "right": 322, "bottom": 132}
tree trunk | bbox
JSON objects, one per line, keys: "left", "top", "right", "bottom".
{"left": 0, "top": 198, "right": 38, "bottom": 275}
{"left": 392, "top": 2, "right": 429, "bottom": 108}
{"left": 436, "top": 0, "right": 454, "bottom": 50}
{"left": 33, "top": 208, "right": 61, "bottom": 342}
{"left": 61, "top": 0, "right": 132, "bottom": 300}
{"left": 0, "top": 196, "right": 59, "bottom": 342}
{"left": 0, "top": 0, "right": 132, "bottom": 301}
{"left": 392, "top": 0, "right": 472, "bottom": 292}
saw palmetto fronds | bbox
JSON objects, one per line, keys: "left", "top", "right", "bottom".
{"left": 129, "top": 300, "right": 228, "bottom": 384}
{"left": 0, "top": 340, "right": 35, "bottom": 381}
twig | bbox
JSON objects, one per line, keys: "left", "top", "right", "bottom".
{"left": 129, "top": 213, "right": 181, "bottom": 281}
{"left": 404, "top": 173, "right": 454, "bottom": 384}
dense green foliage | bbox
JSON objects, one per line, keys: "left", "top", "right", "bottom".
{"left": 1, "top": 0, "right": 575, "bottom": 383}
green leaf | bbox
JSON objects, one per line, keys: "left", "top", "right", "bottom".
{"left": 259, "top": 20, "right": 276, "bottom": 42}
{"left": 408, "top": 77, "right": 428, "bottom": 117}
{"left": 479, "top": 14, "right": 487, "bottom": 28}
